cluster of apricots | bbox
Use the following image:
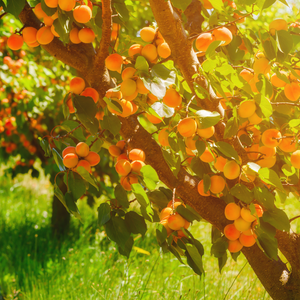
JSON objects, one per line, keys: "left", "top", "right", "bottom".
{"left": 159, "top": 199, "right": 190, "bottom": 241}
{"left": 108, "top": 142, "right": 146, "bottom": 191}
{"left": 62, "top": 142, "right": 100, "bottom": 172}
{"left": 224, "top": 202, "right": 263, "bottom": 253}
{"left": 6, "top": 1, "right": 120, "bottom": 51}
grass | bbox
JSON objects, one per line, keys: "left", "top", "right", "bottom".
{"left": 1, "top": 172, "right": 291, "bottom": 300}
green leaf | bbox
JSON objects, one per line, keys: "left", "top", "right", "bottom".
{"left": 125, "top": 211, "right": 147, "bottom": 237}
{"left": 281, "top": 164, "right": 295, "bottom": 177}
{"left": 230, "top": 184, "right": 253, "bottom": 204}
{"left": 97, "top": 203, "right": 111, "bottom": 226}
{"left": 185, "top": 244, "right": 204, "bottom": 274}
{"left": 258, "top": 168, "right": 284, "bottom": 192}
{"left": 151, "top": 102, "right": 174, "bottom": 118}
{"left": 1, "top": 0, "right": 25, "bottom": 17}
{"left": 114, "top": 184, "right": 129, "bottom": 208}
{"left": 195, "top": 110, "right": 220, "bottom": 129}
{"left": 140, "top": 165, "right": 159, "bottom": 190}
{"left": 256, "top": 227, "right": 278, "bottom": 260}
{"left": 289, "top": 119, "right": 300, "bottom": 128}
{"left": 131, "top": 184, "right": 153, "bottom": 221}
{"left": 276, "top": 30, "right": 293, "bottom": 56}
{"left": 68, "top": 171, "right": 86, "bottom": 200}
{"left": 135, "top": 56, "right": 149, "bottom": 73}
{"left": 171, "top": 0, "right": 192, "bottom": 10}
{"left": 176, "top": 205, "right": 201, "bottom": 222}
{"left": 143, "top": 77, "right": 166, "bottom": 99}
{"left": 151, "top": 64, "right": 176, "bottom": 86}
{"left": 206, "top": 40, "right": 223, "bottom": 58}
{"left": 76, "top": 166, "right": 99, "bottom": 190}
{"left": 211, "top": 237, "right": 228, "bottom": 258}
{"left": 215, "top": 141, "right": 239, "bottom": 161}
{"left": 41, "top": 0, "right": 57, "bottom": 16}
{"left": 103, "top": 97, "right": 122, "bottom": 113}
{"left": 52, "top": 148, "right": 66, "bottom": 172}
{"left": 39, "top": 137, "right": 51, "bottom": 157}
{"left": 118, "top": 236, "right": 134, "bottom": 258}
{"left": 54, "top": 183, "right": 68, "bottom": 211}
{"left": 65, "top": 192, "right": 82, "bottom": 222}
{"left": 253, "top": 187, "right": 275, "bottom": 210}
{"left": 148, "top": 190, "right": 170, "bottom": 210}
{"left": 262, "top": 208, "right": 290, "bottom": 232}
{"left": 224, "top": 116, "right": 238, "bottom": 139}
{"left": 101, "top": 115, "right": 121, "bottom": 136}
{"left": 203, "top": 174, "right": 211, "bottom": 193}
{"left": 156, "top": 224, "right": 167, "bottom": 246}
{"left": 218, "top": 252, "right": 228, "bottom": 273}
{"left": 195, "top": 140, "right": 206, "bottom": 156}
{"left": 104, "top": 216, "right": 131, "bottom": 249}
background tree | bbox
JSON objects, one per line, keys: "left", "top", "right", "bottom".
{"left": 1, "top": 0, "right": 300, "bottom": 299}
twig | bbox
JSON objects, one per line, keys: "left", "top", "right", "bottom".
{"left": 89, "top": 129, "right": 106, "bottom": 149}
{"left": 172, "top": 187, "right": 176, "bottom": 212}
{"left": 290, "top": 215, "right": 300, "bottom": 223}
{"left": 185, "top": 95, "right": 196, "bottom": 117}
{"left": 231, "top": 65, "right": 254, "bottom": 73}
{"left": 0, "top": 12, "right": 7, "bottom": 19}
{"left": 271, "top": 102, "right": 300, "bottom": 107}
{"left": 52, "top": 124, "right": 82, "bottom": 140}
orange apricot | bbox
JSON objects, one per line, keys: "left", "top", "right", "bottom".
{"left": 78, "top": 28, "right": 95, "bottom": 43}
{"left": 66, "top": 97, "right": 75, "bottom": 113}
{"left": 136, "top": 78, "right": 149, "bottom": 94}
{"left": 120, "top": 79, "right": 137, "bottom": 97}
{"left": 224, "top": 203, "right": 241, "bottom": 220}
{"left": 238, "top": 100, "right": 256, "bottom": 119}
{"left": 44, "top": 16, "right": 54, "bottom": 27}
{"left": 261, "top": 129, "right": 282, "bottom": 148}
{"left": 291, "top": 150, "right": 300, "bottom": 169}
{"left": 257, "top": 156, "right": 276, "bottom": 168}
{"left": 123, "top": 90, "right": 138, "bottom": 101}
{"left": 200, "top": 148, "right": 215, "bottom": 163}
{"left": 214, "top": 156, "right": 227, "bottom": 172}
{"left": 147, "top": 93, "right": 158, "bottom": 105}
{"left": 224, "top": 224, "right": 241, "bottom": 241}
{"left": 140, "top": 27, "right": 156, "bottom": 42}
{"left": 240, "top": 165, "right": 256, "bottom": 183}
{"left": 269, "top": 19, "right": 288, "bottom": 35}
{"left": 167, "top": 214, "right": 186, "bottom": 230}
{"left": 160, "top": 218, "right": 173, "bottom": 236}
{"left": 239, "top": 233, "right": 256, "bottom": 247}
{"left": 58, "top": 0, "right": 76, "bottom": 11}
{"left": 81, "top": 87, "right": 99, "bottom": 103}
{"left": 234, "top": 217, "right": 251, "bottom": 232}
{"left": 7, "top": 34, "right": 24, "bottom": 50}
{"left": 115, "top": 159, "right": 132, "bottom": 176}
{"left": 36, "top": 26, "right": 54, "bottom": 45}
{"left": 141, "top": 44, "right": 158, "bottom": 62}
{"left": 128, "top": 44, "right": 143, "bottom": 57}
{"left": 210, "top": 175, "right": 226, "bottom": 194}
{"left": 278, "top": 134, "right": 297, "bottom": 152}
{"left": 22, "top": 27, "right": 38, "bottom": 44}
{"left": 51, "top": 24, "right": 60, "bottom": 37}
{"left": 73, "top": 5, "right": 92, "bottom": 23}
{"left": 259, "top": 146, "right": 276, "bottom": 158}
{"left": 120, "top": 174, "right": 139, "bottom": 191}
{"left": 253, "top": 57, "right": 271, "bottom": 75}
{"left": 197, "top": 179, "right": 211, "bottom": 196}
{"left": 70, "top": 28, "right": 81, "bottom": 44}
{"left": 185, "top": 136, "right": 197, "bottom": 151}
{"left": 105, "top": 53, "right": 123, "bottom": 73}
{"left": 84, "top": 151, "right": 100, "bottom": 166}
{"left": 116, "top": 140, "right": 126, "bottom": 151}
{"left": 34, "top": 3, "right": 47, "bottom": 19}
{"left": 254, "top": 204, "right": 263, "bottom": 218}
{"left": 163, "top": 88, "right": 182, "bottom": 108}
{"left": 62, "top": 146, "right": 76, "bottom": 157}
{"left": 223, "top": 160, "right": 240, "bottom": 180}
{"left": 271, "top": 72, "right": 287, "bottom": 88}
{"left": 195, "top": 33, "right": 215, "bottom": 52}
{"left": 228, "top": 239, "right": 243, "bottom": 253}
{"left": 70, "top": 77, "right": 85, "bottom": 95}
{"left": 130, "top": 160, "right": 145, "bottom": 174}
{"left": 160, "top": 207, "right": 173, "bottom": 220}
{"left": 167, "top": 199, "right": 182, "bottom": 208}
{"left": 212, "top": 27, "right": 232, "bottom": 46}
{"left": 108, "top": 99, "right": 134, "bottom": 117}
{"left": 146, "top": 113, "right": 163, "bottom": 124}
{"left": 63, "top": 153, "right": 79, "bottom": 168}
{"left": 76, "top": 159, "right": 91, "bottom": 173}
{"left": 121, "top": 67, "right": 136, "bottom": 80}
{"left": 197, "top": 126, "right": 215, "bottom": 139}
{"left": 76, "top": 142, "right": 89, "bottom": 157}
{"left": 177, "top": 118, "right": 197, "bottom": 137}
{"left": 284, "top": 83, "right": 300, "bottom": 102}
{"left": 108, "top": 145, "right": 122, "bottom": 157}
{"left": 45, "top": 0, "right": 58, "bottom": 7}
{"left": 202, "top": 0, "right": 213, "bottom": 9}
{"left": 248, "top": 112, "right": 262, "bottom": 125}
{"left": 158, "top": 128, "right": 170, "bottom": 147}
{"left": 157, "top": 42, "right": 171, "bottom": 58}
{"left": 105, "top": 88, "right": 122, "bottom": 100}
{"left": 241, "top": 207, "right": 256, "bottom": 223}
{"left": 129, "top": 149, "right": 145, "bottom": 162}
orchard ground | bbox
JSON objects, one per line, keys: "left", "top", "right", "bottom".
{"left": 1, "top": 171, "right": 300, "bottom": 300}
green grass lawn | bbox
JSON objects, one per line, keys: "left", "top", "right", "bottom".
{"left": 3, "top": 172, "right": 298, "bottom": 300}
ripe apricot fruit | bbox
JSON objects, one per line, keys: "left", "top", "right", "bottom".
{"left": 7, "top": 34, "right": 24, "bottom": 50}
{"left": 120, "top": 79, "right": 136, "bottom": 97}
{"left": 254, "top": 204, "right": 263, "bottom": 218}
{"left": 197, "top": 126, "right": 215, "bottom": 139}
{"left": 105, "top": 53, "right": 123, "bottom": 73}
{"left": 157, "top": 42, "right": 171, "bottom": 58}
{"left": 81, "top": 87, "right": 99, "bottom": 103}
{"left": 130, "top": 160, "right": 145, "bottom": 174}
{"left": 76, "top": 142, "right": 89, "bottom": 157}
{"left": 62, "top": 146, "right": 76, "bottom": 157}
{"left": 122, "top": 67, "right": 136, "bottom": 81}
{"left": 210, "top": 175, "right": 226, "bottom": 194}
{"left": 234, "top": 217, "right": 251, "bottom": 232}
{"left": 70, "top": 28, "right": 81, "bottom": 44}
{"left": 22, "top": 27, "right": 38, "bottom": 44}
{"left": 177, "top": 118, "right": 197, "bottom": 137}
{"left": 45, "top": 0, "right": 58, "bottom": 8}
{"left": 271, "top": 72, "right": 287, "bottom": 88}
{"left": 238, "top": 100, "right": 256, "bottom": 119}
{"left": 163, "top": 88, "right": 182, "bottom": 108}
{"left": 168, "top": 214, "right": 186, "bottom": 230}
{"left": 63, "top": 153, "right": 79, "bottom": 168}
{"left": 73, "top": 5, "right": 92, "bottom": 23}
{"left": 34, "top": 3, "right": 47, "bottom": 19}
{"left": 115, "top": 159, "right": 132, "bottom": 176}
{"left": 269, "top": 19, "right": 288, "bottom": 35}
{"left": 202, "top": 0, "right": 213, "bottom": 9}
{"left": 128, "top": 44, "right": 143, "bottom": 57}
{"left": 241, "top": 207, "right": 256, "bottom": 223}
{"left": 108, "top": 145, "right": 122, "bottom": 157}
{"left": 58, "top": 0, "right": 76, "bottom": 11}
{"left": 76, "top": 160, "right": 91, "bottom": 173}
{"left": 197, "top": 179, "right": 210, "bottom": 196}
{"left": 136, "top": 78, "right": 149, "bottom": 94}
{"left": 224, "top": 224, "right": 241, "bottom": 241}
{"left": 239, "top": 233, "right": 256, "bottom": 247}
{"left": 140, "top": 27, "right": 156, "bottom": 42}
{"left": 160, "top": 218, "right": 173, "bottom": 236}
{"left": 257, "top": 156, "right": 276, "bottom": 168}
{"left": 248, "top": 112, "right": 262, "bottom": 125}
{"left": 129, "top": 149, "right": 145, "bottom": 162}
{"left": 36, "top": 26, "right": 54, "bottom": 45}
{"left": 160, "top": 207, "right": 173, "bottom": 220}
{"left": 120, "top": 174, "right": 139, "bottom": 191}
{"left": 214, "top": 156, "right": 227, "bottom": 172}
{"left": 228, "top": 239, "right": 243, "bottom": 253}
{"left": 261, "top": 129, "right": 282, "bottom": 148}
{"left": 141, "top": 44, "right": 158, "bottom": 62}
{"left": 291, "top": 150, "right": 300, "bottom": 169}
{"left": 78, "top": 28, "right": 95, "bottom": 43}
{"left": 278, "top": 134, "right": 297, "bottom": 152}
{"left": 84, "top": 151, "right": 100, "bottom": 166}
{"left": 51, "top": 25, "right": 60, "bottom": 37}
{"left": 185, "top": 136, "right": 197, "bottom": 151}
{"left": 195, "top": 33, "right": 215, "bottom": 52}
{"left": 70, "top": 77, "right": 85, "bottom": 94}
{"left": 253, "top": 57, "right": 271, "bottom": 75}
{"left": 223, "top": 160, "right": 240, "bottom": 180}
{"left": 44, "top": 16, "right": 54, "bottom": 26}
{"left": 212, "top": 27, "right": 232, "bottom": 46}
{"left": 224, "top": 203, "right": 241, "bottom": 220}
{"left": 146, "top": 113, "right": 163, "bottom": 124}
{"left": 284, "top": 83, "right": 300, "bottom": 102}
{"left": 66, "top": 98, "right": 75, "bottom": 113}
{"left": 200, "top": 148, "right": 215, "bottom": 163}
{"left": 158, "top": 128, "right": 170, "bottom": 147}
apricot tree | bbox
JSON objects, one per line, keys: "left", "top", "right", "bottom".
{"left": 1, "top": 0, "right": 300, "bottom": 299}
